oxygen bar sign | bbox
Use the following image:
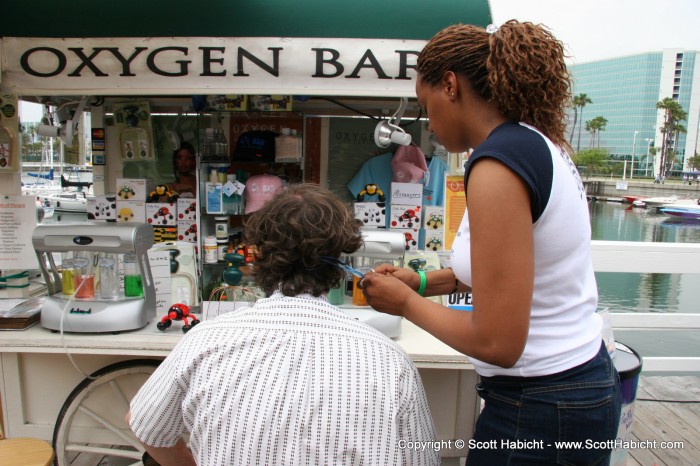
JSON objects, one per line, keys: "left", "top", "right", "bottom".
{"left": 1, "top": 37, "right": 425, "bottom": 97}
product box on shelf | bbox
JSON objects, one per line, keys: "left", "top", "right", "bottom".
{"left": 389, "top": 204, "right": 422, "bottom": 229}
{"left": 146, "top": 203, "right": 177, "bottom": 226}
{"left": 354, "top": 202, "right": 387, "bottom": 228}
{"left": 205, "top": 95, "right": 248, "bottom": 111}
{"left": 177, "top": 220, "right": 198, "bottom": 243}
{"left": 397, "top": 228, "right": 420, "bottom": 252}
{"left": 87, "top": 195, "right": 117, "bottom": 222}
{"left": 205, "top": 182, "right": 223, "bottom": 214}
{"left": 422, "top": 206, "right": 445, "bottom": 230}
{"left": 153, "top": 226, "right": 178, "bottom": 243}
{"left": 249, "top": 95, "right": 292, "bottom": 112}
{"left": 177, "top": 198, "right": 197, "bottom": 221}
{"left": 423, "top": 229, "right": 444, "bottom": 252}
{"left": 390, "top": 182, "right": 423, "bottom": 207}
{"left": 115, "top": 200, "right": 146, "bottom": 223}
{"left": 115, "top": 178, "right": 154, "bottom": 201}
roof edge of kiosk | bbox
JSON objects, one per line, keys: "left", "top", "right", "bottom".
{"left": 1, "top": 1, "right": 490, "bottom": 98}
{"left": 3, "top": 0, "right": 491, "bottom": 40}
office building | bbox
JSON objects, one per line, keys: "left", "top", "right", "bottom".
{"left": 567, "top": 49, "right": 700, "bottom": 176}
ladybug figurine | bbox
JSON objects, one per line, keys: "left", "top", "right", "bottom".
{"left": 157, "top": 303, "right": 200, "bottom": 333}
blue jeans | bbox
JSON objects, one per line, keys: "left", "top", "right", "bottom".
{"left": 467, "top": 342, "right": 621, "bottom": 465}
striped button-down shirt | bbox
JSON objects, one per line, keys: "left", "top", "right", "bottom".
{"left": 129, "top": 291, "right": 439, "bottom": 465}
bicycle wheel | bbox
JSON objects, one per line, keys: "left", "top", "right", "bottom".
{"left": 52, "top": 359, "right": 161, "bottom": 466}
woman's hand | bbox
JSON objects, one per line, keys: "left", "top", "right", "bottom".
{"left": 371, "top": 263, "right": 421, "bottom": 290}
{"left": 360, "top": 269, "right": 418, "bottom": 316}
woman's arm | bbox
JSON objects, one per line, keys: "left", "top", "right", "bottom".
{"left": 363, "top": 159, "right": 533, "bottom": 367}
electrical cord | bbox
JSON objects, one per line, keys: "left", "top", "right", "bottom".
{"left": 59, "top": 261, "right": 98, "bottom": 380}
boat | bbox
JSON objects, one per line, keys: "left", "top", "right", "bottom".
{"left": 659, "top": 204, "right": 700, "bottom": 221}
{"left": 633, "top": 195, "right": 680, "bottom": 208}
{"left": 40, "top": 192, "right": 88, "bottom": 213}
{"left": 622, "top": 195, "right": 646, "bottom": 204}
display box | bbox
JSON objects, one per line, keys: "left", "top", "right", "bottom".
{"left": 389, "top": 204, "right": 422, "bottom": 229}
{"left": 422, "top": 206, "right": 445, "bottom": 230}
{"left": 206, "top": 95, "right": 248, "bottom": 111}
{"left": 177, "top": 198, "right": 197, "bottom": 221}
{"left": 87, "top": 195, "right": 117, "bottom": 222}
{"left": 146, "top": 202, "right": 177, "bottom": 226}
{"left": 115, "top": 178, "right": 153, "bottom": 201}
{"left": 249, "top": 95, "right": 293, "bottom": 111}
{"left": 423, "top": 229, "right": 444, "bottom": 252}
{"left": 390, "top": 182, "right": 423, "bottom": 207}
{"left": 205, "top": 182, "right": 223, "bottom": 214}
{"left": 397, "top": 228, "right": 420, "bottom": 252}
{"left": 153, "top": 226, "right": 178, "bottom": 243}
{"left": 177, "top": 220, "right": 198, "bottom": 243}
{"left": 116, "top": 200, "right": 146, "bottom": 223}
{"left": 354, "top": 202, "right": 387, "bottom": 228}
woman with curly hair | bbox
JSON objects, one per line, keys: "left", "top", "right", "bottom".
{"left": 128, "top": 183, "right": 439, "bottom": 466}
{"left": 361, "top": 21, "right": 621, "bottom": 465}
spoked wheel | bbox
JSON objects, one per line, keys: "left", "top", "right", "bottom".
{"left": 52, "top": 359, "right": 161, "bottom": 466}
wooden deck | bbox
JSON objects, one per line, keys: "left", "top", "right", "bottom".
{"left": 627, "top": 376, "right": 700, "bottom": 466}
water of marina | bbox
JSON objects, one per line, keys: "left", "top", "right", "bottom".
{"left": 589, "top": 201, "right": 700, "bottom": 315}
{"left": 590, "top": 200, "right": 700, "bottom": 371}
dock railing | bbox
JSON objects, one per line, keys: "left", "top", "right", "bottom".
{"left": 591, "top": 240, "right": 700, "bottom": 373}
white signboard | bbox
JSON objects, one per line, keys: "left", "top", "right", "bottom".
{"left": 0, "top": 195, "right": 38, "bottom": 270}
{"left": 1, "top": 37, "right": 425, "bottom": 97}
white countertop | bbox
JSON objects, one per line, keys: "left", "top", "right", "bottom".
{"left": 0, "top": 315, "right": 472, "bottom": 369}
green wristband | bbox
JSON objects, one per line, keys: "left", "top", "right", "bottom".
{"left": 417, "top": 270, "right": 427, "bottom": 296}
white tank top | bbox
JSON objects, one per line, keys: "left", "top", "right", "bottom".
{"left": 451, "top": 122, "right": 602, "bottom": 377}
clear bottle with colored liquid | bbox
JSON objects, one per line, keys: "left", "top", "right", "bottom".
{"left": 61, "top": 253, "right": 75, "bottom": 296}
{"left": 73, "top": 251, "right": 95, "bottom": 299}
{"left": 123, "top": 253, "right": 144, "bottom": 298}
{"left": 98, "top": 253, "right": 120, "bottom": 300}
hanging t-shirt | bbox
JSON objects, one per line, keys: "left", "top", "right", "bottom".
{"left": 422, "top": 156, "right": 448, "bottom": 206}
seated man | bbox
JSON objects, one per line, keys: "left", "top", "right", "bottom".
{"left": 128, "top": 183, "right": 439, "bottom": 466}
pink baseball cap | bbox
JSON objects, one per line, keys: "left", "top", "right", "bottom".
{"left": 244, "top": 175, "right": 284, "bottom": 214}
{"left": 391, "top": 145, "right": 428, "bottom": 183}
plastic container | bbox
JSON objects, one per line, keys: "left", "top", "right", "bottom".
{"left": 204, "top": 235, "right": 218, "bottom": 264}
{"left": 610, "top": 342, "right": 643, "bottom": 466}
{"left": 61, "top": 256, "right": 75, "bottom": 295}
{"left": 98, "top": 253, "right": 120, "bottom": 299}
{"left": 72, "top": 251, "right": 95, "bottom": 299}
{"left": 217, "top": 239, "right": 229, "bottom": 262}
{"left": 214, "top": 216, "right": 228, "bottom": 239}
{"left": 328, "top": 284, "right": 346, "bottom": 306}
{"left": 123, "top": 252, "right": 144, "bottom": 297}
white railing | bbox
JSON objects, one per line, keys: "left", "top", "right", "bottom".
{"left": 591, "top": 240, "right": 700, "bottom": 372}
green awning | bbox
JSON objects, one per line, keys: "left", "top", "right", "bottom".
{"left": 4, "top": 0, "right": 491, "bottom": 40}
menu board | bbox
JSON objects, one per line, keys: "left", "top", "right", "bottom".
{"left": 0, "top": 195, "right": 38, "bottom": 270}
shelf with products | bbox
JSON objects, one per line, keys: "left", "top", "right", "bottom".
{"left": 197, "top": 111, "right": 305, "bottom": 297}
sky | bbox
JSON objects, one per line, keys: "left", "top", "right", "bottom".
{"left": 489, "top": 0, "right": 700, "bottom": 64}
{"left": 20, "top": 1, "right": 700, "bottom": 121}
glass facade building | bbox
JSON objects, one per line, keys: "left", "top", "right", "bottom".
{"left": 567, "top": 50, "right": 700, "bottom": 176}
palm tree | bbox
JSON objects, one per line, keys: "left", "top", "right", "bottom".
{"left": 585, "top": 116, "right": 608, "bottom": 148}
{"left": 667, "top": 122, "right": 687, "bottom": 175}
{"left": 569, "top": 97, "right": 579, "bottom": 145}
{"left": 572, "top": 93, "right": 592, "bottom": 152}
{"left": 656, "top": 97, "right": 687, "bottom": 178}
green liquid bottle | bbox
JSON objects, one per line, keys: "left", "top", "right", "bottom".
{"left": 123, "top": 253, "right": 144, "bottom": 297}
{"left": 124, "top": 275, "right": 143, "bottom": 297}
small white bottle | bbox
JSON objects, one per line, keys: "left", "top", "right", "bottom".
{"left": 204, "top": 235, "right": 218, "bottom": 264}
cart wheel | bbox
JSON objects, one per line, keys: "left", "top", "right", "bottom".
{"left": 52, "top": 359, "right": 161, "bottom": 466}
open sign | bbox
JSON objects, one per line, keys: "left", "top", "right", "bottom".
{"left": 447, "top": 292, "right": 473, "bottom": 312}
